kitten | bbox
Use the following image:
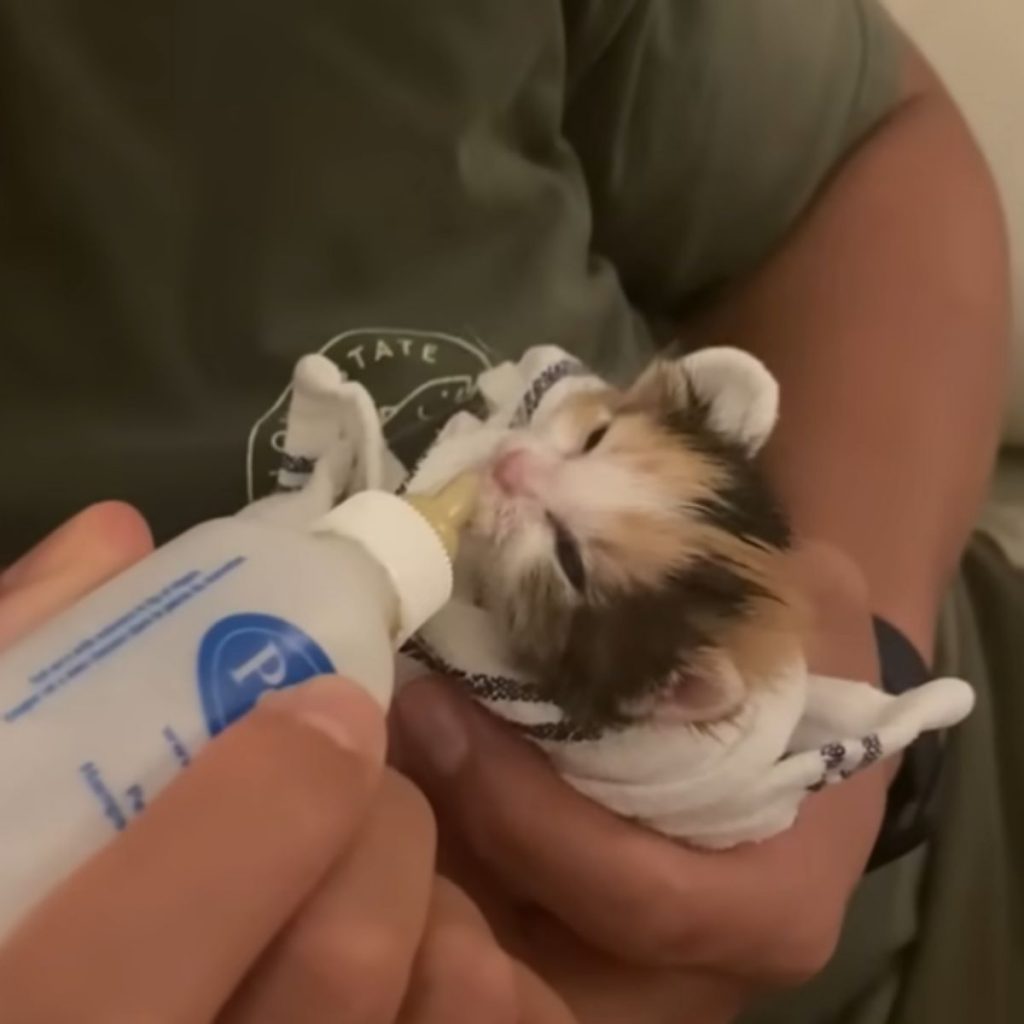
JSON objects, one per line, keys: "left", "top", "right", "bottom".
{"left": 463, "top": 350, "right": 805, "bottom": 732}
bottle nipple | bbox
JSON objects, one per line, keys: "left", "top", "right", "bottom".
{"left": 402, "top": 473, "right": 480, "bottom": 561}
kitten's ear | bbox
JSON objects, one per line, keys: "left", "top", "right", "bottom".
{"left": 650, "top": 651, "right": 748, "bottom": 724}
{"left": 630, "top": 348, "right": 779, "bottom": 454}
{"left": 679, "top": 348, "right": 778, "bottom": 454}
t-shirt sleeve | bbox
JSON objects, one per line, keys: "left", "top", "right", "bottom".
{"left": 563, "top": 0, "right": 904, "bottom": 315}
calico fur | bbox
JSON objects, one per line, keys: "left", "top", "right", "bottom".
{"left": 467, "top": 354, "right": 805, "bottom": 731}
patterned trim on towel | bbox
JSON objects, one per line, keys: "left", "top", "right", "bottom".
{"left": 806, "top": 731, "right": 887, "bottom": 791}
{"left": 862, "top": 732, "right": 883, "bottom": 765}
{"left": 402, "top": 637, "right": 603, "bottom": 743}
{"left": 275, "top": 452, "right": 316, "bottom": 494}
{"left": 280, "top": 453, "right": 316, "bottom": 475}
{"left": 510, "top": 358, "right": 586, "bottom": 428}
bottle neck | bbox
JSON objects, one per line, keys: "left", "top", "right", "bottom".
{"left": 327, "top": 531, "right": 403, "bottom": 643}
{"left": 311, "top": 490, "right": 455, "bottom": 644}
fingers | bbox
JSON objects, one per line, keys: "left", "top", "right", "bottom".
{"left": 222, "top": 770, "right": 437, "bottom": 1024}
{"left": 395, "top": 674, "right": 885, "bottom": 980}
{"left": 223, "top": 787, "right": 572, "bottom": 1024}
{"left": 398, "top": 878, "right": 575, "bottom": 1024}
{"left": 396, "top": 678, "right": 692, "bottom": 962}
{"left": 510, "top": 962, "right": 579, "bottom": 1024}
{"left": 0, "top": 676, "right": 387, "bottom": 1023}
{"left": 0, "top": 502, "right": 154, "bottom": 647}
{"left": 397, "top": 878, "right": 516, "bottom": 1024}
{"left": 525, "top": 919, "right": 745, "bottom": 1024}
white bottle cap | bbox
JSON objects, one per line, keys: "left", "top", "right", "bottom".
{"left": 312, "top": 492, "right": 454, "bottom": 644}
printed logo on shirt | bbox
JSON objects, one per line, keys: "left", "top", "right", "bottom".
{"left": 197, "top": 612, "right": 336, "bottom": 735}
{"left": 246, "top": 328, "right": 492, "bottom": 500}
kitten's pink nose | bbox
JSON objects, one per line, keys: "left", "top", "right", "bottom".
{"left": 493, "top": 449, "right": 531, "bottom": 495}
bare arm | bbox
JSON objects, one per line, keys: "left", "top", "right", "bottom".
{"left": 395, "top": 32, "right": 1011, "bottom": 1024}
{"left": 696, "top": 40, "right": 1010, "bottom": 660}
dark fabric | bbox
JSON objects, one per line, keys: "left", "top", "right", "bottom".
{"left": 0, "top": 0, "right": 899, "bottom": 561}
{"left": 740, "top": 533, "right": 1024, "bottom": 1024}
{"left": 867, "top": 616, "right": 943, "bottom": 872}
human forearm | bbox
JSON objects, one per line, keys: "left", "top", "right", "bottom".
{"left": 696, "top": 41, "right": 1010, "bottom": 659}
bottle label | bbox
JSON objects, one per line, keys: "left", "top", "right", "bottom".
{"left": 197, "top": 613, "right": 336, "bottom": 735}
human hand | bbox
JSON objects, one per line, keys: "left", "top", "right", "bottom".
{"left": 394, "top": 543, "right": 887, "bottom": 1021}
{"left": 0, "top": 503, "right": 576, "bottom": 1023}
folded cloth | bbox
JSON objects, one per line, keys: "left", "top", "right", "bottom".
{"left": 247, "top": 346, "right": 976, "bottom": 849}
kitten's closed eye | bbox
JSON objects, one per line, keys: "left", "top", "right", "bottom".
{"left": 550, "top": 515, "right": 586, "bottom": 591}
{"left": 581, "top": 423, "right": 609, "bottom": 454}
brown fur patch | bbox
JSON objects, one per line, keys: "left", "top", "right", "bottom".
{"left": 696, "top": 547, "right": 807, "bottom": 691}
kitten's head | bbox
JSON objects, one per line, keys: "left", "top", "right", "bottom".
{"left": 467, "top": 348, "right": 803, "bottom": 730}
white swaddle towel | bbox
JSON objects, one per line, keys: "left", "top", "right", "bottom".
{"left": 246, "top": 346, "right": 975, "bottom": 849}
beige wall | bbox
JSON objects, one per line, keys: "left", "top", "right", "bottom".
{"left": 885, "top": 0, "right": 1024, "bottom": 443}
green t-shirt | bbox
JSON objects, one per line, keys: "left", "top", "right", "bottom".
{"left": 0, "top": 0, "right": 900, "bottom": 561}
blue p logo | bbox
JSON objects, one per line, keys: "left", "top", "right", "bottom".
{"left": 197, "top": 613, "right": 335, "bottom": 735}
